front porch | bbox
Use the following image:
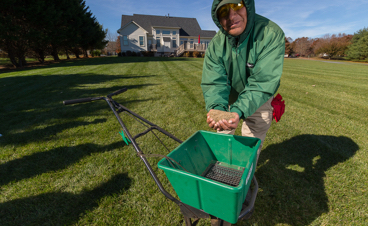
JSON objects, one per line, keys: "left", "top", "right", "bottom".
{"left": 148, "top": 42, "right": 209, "bottom": 57}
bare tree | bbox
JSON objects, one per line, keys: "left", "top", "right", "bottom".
{"left": 292, "top": 37, "right": 313, "bottom": 57}
{"left": 106, "top": 29, "right": 118, "bottom": 42}
{"left": 105, "top": 29, "right": 119, "bottom": 55}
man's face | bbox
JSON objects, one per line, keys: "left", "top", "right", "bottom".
{"left": 218, "top": 3, "right": 247, "bottom": 37}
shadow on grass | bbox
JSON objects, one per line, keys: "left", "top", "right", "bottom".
{"left": 0, "top": 172, "right": 132, "bottom": 226}
{"left": 0, "top": 56, "right": 195, "bottom": 74}
{"left": 0, "top": 72, "right": 158, "bottom": 146}
{"left": 243, "top": 135, "right": 359, "bottom": 226}
{"left": 0, "top": 140, "right": 127, "bottom": 187}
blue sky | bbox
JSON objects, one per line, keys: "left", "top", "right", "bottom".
{"left": 84, "top": 0, "right": 368, "bottom": 41}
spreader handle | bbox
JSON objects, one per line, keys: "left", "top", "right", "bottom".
{"left": 63, "top": 98, "right": 94, "bottom": 105}
{"left": 107, "top": 87, "right": 128, "bottom": 97}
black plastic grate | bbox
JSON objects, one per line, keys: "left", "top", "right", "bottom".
{"left": 203, "top": 162, "right": 244, "bottom": 187}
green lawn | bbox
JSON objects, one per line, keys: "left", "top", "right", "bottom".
{"left": 0, "top": 57, "right": 367, "bottom": 225}
{"left": 0, "top": 56, "right": 77, "bottom": 68}
{"left": 0, "top": 58, "right": 11, "bottom": 66}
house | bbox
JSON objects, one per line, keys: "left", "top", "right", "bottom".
{"left": 117, "top": 14, "right": 217, "bottom": 56}
{"left": 103, "top": 41, "right": 118, "bottom": 55}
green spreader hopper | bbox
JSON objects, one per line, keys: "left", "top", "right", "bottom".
{"left": 158, "top": 130, "right": 260, "bottom": 224}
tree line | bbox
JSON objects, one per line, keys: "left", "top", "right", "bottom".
{"left": 285, "top": 28, "right": 368, "bottom": 61}
{"left": 0, "top": 0, "right": 107, "bottom": 68}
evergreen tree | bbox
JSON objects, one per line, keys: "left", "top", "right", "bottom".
{"left": 346, "top": 28, "right": 368, "bottom": 61}
{"left": 0, "top": 0, "right": 106, "bottom": 67}
{"left": 78, "top": 2, "right": 107, "bottom": 58}
{"left": 0, "top": 0, "right": 30, "bottom": 67}
{"left": 26, "top": 0, "right": 55, "bottom": 63}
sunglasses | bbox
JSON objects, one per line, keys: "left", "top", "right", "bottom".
{"left": 217, "top": 1, "right": 245, "bottom": 18}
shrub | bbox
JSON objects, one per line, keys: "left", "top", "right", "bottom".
{"left": 140, "top": 51, "right": 155, "bottom": 57}
{"left": 91, "top": 50, "right": 101, "bottom": 57}
{"left": 118, "top": 52, "right": 127, "bottom": 57}
{"left": 193, "top": 51, "right": 200, "bottom": 58}
{"left": 131, "top": 51, "right": 137, "bottom": 57}
{"left": 184, "top": 52, "right": 192, "bottom": 57}
{"left": 126, "top": 51, "right": 132, "bottom": 56}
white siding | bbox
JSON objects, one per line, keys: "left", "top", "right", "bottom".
{"left": 119, "top": 23, "right": 147, "bottom": 52}
{"left": 179, "top": 37, "right": 212, "bottom": 49}
{"left": 152, "top": 28, "right": 179, "bottom": 53}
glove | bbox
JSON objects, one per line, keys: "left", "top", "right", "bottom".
{"left": 271, "top": 94, "right": 285, "bottom": 122}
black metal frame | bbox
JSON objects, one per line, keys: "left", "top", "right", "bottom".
{"left": 63, "top": 87, "right": 258, "bottom": 225}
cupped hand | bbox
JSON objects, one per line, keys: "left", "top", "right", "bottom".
{"left": 217, "top": 112, "right": 239, "bottom": 131}
{"left": 207, "top": 109, "right": 218, "bottom": 130}
{"left": 207, "top": 110, "right": 239, "bottom": 131}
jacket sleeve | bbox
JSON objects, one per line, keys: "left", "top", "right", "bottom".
{"left": 201, "top": 39, "right": 231, "bottom": 112}
{"left": 230, "top": 28, "right": 285, "bottom": 118}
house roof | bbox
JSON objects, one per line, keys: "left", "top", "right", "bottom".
{"left": 120, "top": 14, "right": 217, "bottom": 38}
{"left": 120, "top": 21, "right": 149, "bottom": 34}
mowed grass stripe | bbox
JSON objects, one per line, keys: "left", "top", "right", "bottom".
{"left": 0, "top": 57, "right": 367, "bottom": 226}
{"left": 281, "top": 80, "right": 368, "bottom": 120}
{"left": 284, "top": 59, "right": 368, "bottom": 81}
{"left": 283, "top": 68, "right": 368, "bottom": 91}
{"left": 160, "top": 59, "right": 208, "bottom": 132}
{"left": 161, "top": 59, "right": 203, "bottom": 105}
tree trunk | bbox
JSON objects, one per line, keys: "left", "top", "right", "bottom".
{"left": 18, "top": 55, "right": 25, "bottom": 67}
{"left": 71, "top": 48, "right": 80, "bottom": 58}
{"left": 14, "top": 53, "right": 26, "bottom": 68}
{"left": 51, "top": 46, "right": 60, "bottom": 61}
{"left": 38, "top": 50, "right": 45, "bottom": 63}
{"left": 83, "top": 49, "right": 88, "bottom": 58}
{"left": 5, "top": 43, "right": 22, "bottom": 68}
{"left": 65, "top": 48, "right": 70, "bottom": 60}
{"left": 7, "top": 51, "right": 19, "bottom": 68}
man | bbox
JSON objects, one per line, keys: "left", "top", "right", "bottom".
{"left": 201, "top": 0, "right": 285, "bottom": 162}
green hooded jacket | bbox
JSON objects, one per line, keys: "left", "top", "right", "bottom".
{"left": 201, "top": 0, "right": 285, "bottom": 119}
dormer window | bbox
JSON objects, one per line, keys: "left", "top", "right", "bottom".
{"left": 162, "top": 30, "right": 170, "bottom": 35}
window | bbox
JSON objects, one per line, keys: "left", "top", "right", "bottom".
{"left": 156, "top": 38, "right": 161, "bottom": 47}
{"left": 172, "top": 31, "right": 176, "bottom": 35}
{"left": 162, "top": 30, "right": 170, "bottom": 35}
{"left": 172, "top": 37, "right": 177, "bottom": 48}
{"left": 163, "top": 37, "right": 171, "bottom": 48}
{"left": 139, "top": 36, "right": 145, "bottom": 46}
{"left": 123, "top": 35, "right": 128, "bottom": 46}
{"left": 190, "top": 39, "right": 194, "bottom": 48}
{"left": 156, "top": 30, "right": 160, "bottom": 35}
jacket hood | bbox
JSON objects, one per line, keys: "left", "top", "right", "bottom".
{"left": 211, "top": 0, "right": 255, "bottom": 46}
